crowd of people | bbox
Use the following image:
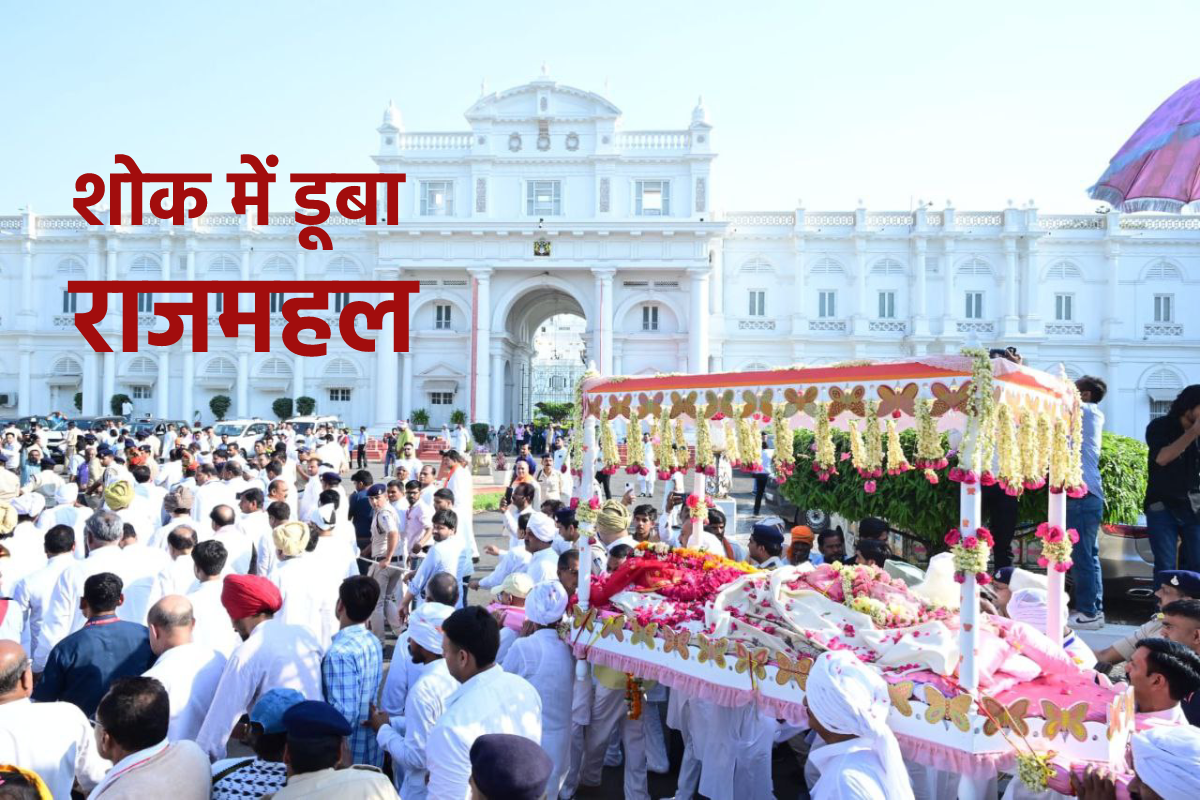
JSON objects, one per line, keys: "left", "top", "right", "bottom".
{"left": 0, "top": 371, "right": 1198, "bottom": 799}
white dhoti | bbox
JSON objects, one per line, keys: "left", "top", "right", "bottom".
{"left": 579, "top": 682, "right": 649, "bottom": 800}
{"left": 560, "top": 666, "right": 593, "bottom": 799}
{"left": 696, "top": 702, "right": 776, "bottom": 800}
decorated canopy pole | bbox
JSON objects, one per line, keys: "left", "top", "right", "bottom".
{"left": 571, "top": 364, "right": 600, "bottom": 682}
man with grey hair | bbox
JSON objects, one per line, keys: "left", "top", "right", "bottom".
{"left": 36, "top": 511, "right": 135, "bottom": 670}
{"left": 143, "top": 595, "right": 227, "bottom": 741}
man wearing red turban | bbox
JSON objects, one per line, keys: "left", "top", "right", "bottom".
{"left": 196, "top": 574, "right": 323, "bottom": 761}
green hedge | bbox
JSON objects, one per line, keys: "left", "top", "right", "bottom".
{"left": 778, "top": 429, "right": 1148, "bottom": 552}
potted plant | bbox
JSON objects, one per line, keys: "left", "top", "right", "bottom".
{"left": 209, "top": 394, "right": 232, "bottom": 421}
{"left": 450, "top": 409, "right": 467, "bottom": 426}
{"left": 272, "top": 397, "right": 294, "bottom": 421}
{"left": 411, "top": 408, "right": 430, "bottom": 430}
{"left": 296, "top": 396, "right": 316, "bottom": 416}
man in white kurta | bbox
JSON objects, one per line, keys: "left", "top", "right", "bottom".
{"left": 36, "top": 483, "right": 90, "bottom": 559}
{"left": 271, "top": 521, "right": 339, "bottom": 650}
{"left": 442, "top": 451, "right": 477, "bottom": 559}
{"left": 401, "top": 509, "right": 467, "bottom": 617}
{"left": 195, "top": 575, "right": 324, "bottom": 760}
{"left": 143, "top": 595, "right": 228, "bottom": 741}
{"left": 501, "top": 580, "right": 574, "bottom": 797}
{"left": 11, "top": 526, "right": 75, "bottom": 672}
{"left": 522, "top": 512, "right": 561, "bottom": 585}
{"left": 185, "top": 540, "right": 243, "bottom": 657}
{"left": 426, "top": 606, "right": 543, "bottom": 800}
{"left": 369, "top": 603, "right": 458, "bottom": 798}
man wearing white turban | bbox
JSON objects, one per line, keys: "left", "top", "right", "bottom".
{"left": 804, "top": 650, "right": 916, "bottom": 800}
{"left": 522, "top": 512, "right": 560, "bottom": 585}
{"left": 1007, "top": 587, "right": 1096, "bottom": 667}
{"left": 366, "top": 602, "right": 457, "bottom": 799}
{"left": 1072, "top": 725, "right": 1200, "bottom": 798}
{"left": 502, "top": 580, "right": 574, "bottom": 798}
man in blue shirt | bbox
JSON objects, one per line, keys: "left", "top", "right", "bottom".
{"left": 347, "top": 470, "right": 375, "bottom": 550}
{"left": 1068, "top": 376, "right": 1107, "bottom": 630}
{"left": 321, "top": 576, "right": 383, "bottom": 767}
{"left": 33, "top": 572, "right": 155, "bottom": 718}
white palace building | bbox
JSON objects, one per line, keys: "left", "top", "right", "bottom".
{"left": 2, "top": 68, "right": 1200, "bottom": 437}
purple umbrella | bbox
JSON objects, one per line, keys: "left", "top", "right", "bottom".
{"left": 1089, "top": 77, "right": 1200, "bottom": 212}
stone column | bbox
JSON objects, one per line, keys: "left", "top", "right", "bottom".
{"left": 941, "top": 239, "right": 956, "bottom": 337}
{"left": 591, "top": 268, "right": 615, "bottom": 374}
{"left": 182, "top": 243, "right": 196, "bottom": 422}
{"left": 912, "top": 237, "right": 929, "bottom": 336}
{"left": 612, "top": 340, "right": 624, "bottom": 376}
{"left": 19, "top": 241, "right": 34, "bottom": 325}
{"left": 688, "top": 267, "right": 710, "bottom": 376}
{"left": 293, "top": 353, "right": 306, "bottom": 412}
{"left": 236, "top": 349, "right": 249, "bottom": 418}
{"left": 490, "top": 349, "right": 504, "bottom": 426}
{"left": 103, "top": 351, "right": 116, "bottom": 410}
{"left": 853, "top": 237, "right": 868, "bottom": 335}
{"left": 375, "top": 268, "right": 399, "bottom": 426}
{"left": 710, "top": 243, "right": 724, "bottom": 315}
{"left": 84, "top": 239, "right": 102, "bottom": 414}
{"left": 1023, "top": 238, "right": 1042, "bottom": 335}
{"left": 469, "top": 267, "right": 492, "bottom": 423}
{"left": 17, "top": 348, "right": 32, "bottom": 416}
{"left": 1001, "top": 237, "right": 1020, "bottom": 337}
{"left": 1103, "top": 240, "right": 1120, "bottom": 340}
{"left": 157, "top": 245, "right": 171, "bottom": 419}
{"left": 793, "top": 238, "right": 807, "bottom": 325}
{"left": 400, "top": 352, "right": 413, "bottom": 420}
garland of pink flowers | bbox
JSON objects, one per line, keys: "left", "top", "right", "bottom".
{"left": 944, "top": 526, "right": 994, "bottom": 584}
{"left": 625, "top": 413, "right": 650, "bottom": 476}
{"left": 812, "top": 401, "right": 838, "bottom": 482}
{"left": 695, "top": 416, "right": 716, "bottom": 476}
{"left": 914, "top": 398, "right": 948, "bottom": 484}
{"left": 598, "top": 414, "right": 620, "bottom": 476}
{"left": 1035, "top": 523, "right": 1078, "bottom": 572}
{"left": 684, "top": 492, "right": 714, "bottom": 525}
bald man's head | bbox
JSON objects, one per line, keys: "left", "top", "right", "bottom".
{"left": 147, "top": 595, "right": 195, "bottom": 656}
{"left": 0, "top": 641, "right": 32, "bottom": 701}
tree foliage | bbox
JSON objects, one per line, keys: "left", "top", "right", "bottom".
{"left": 271, "top": 397, "right": 294, "bottom": 420}
{"left": 450, "top": 409, "right": 467, "bottom": 426}
{"left": 470, "top": 422, "right": 491, "bottom": 448}
{"left": 295, "top": 396, "right": 316, "bottom": 416}
{"left": 779, "top": 428, "right": 1149, "bottom": 553}
{"left": 534, "top": 401, "right": 573, "bottom": 423}
{"left": 410, "top": 408, "right": 430, "bottom": 428}
{"left": 73, "top": 392, "right": 83, "bottom": 412}
{"left": 110, "top": 393, "right": 132, "bottom": 416}
{"left": 209, "top": 394, "right": 232, "bottom": 421}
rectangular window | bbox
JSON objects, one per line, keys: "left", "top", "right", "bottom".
{"left": 334, "top": 292, "right": 349, "bottom": 312}
{"left": 877, "top": 290, "right": 896, "bottom": 319}
{"left": 642, "top": 305, "right": 659, "bottom": 331}
{"left": 964, "top": 291, "right": 984, "bottom": 319}
{"left": 636, "top": 180, "right": 670, "bottom": 216}
{"left": 420, "top": 181, "right": 454, "bottom": 216}
{"left": 329, "top": 388, "right": 351, "bottom": 403}
{"left": 1054, "top": 293, "right": 1074, "bottom": 321}
{"left": 137, "top": 292, "right": 154, "bottom": 313}
{"left": 818, "top": 290, "right": 836, "bottom": 319}
{"left": 214, "top": 294, "right": 223, "bottom": 313}
{"left": 747, "top": 290, "right": 766, "bottom": 317}
{"left": 526, "top": 180, "right": 562, "bottom": 216}
{"left": 434, "top": 304, "right": 452, "bottom": 330}
{"left": 269, "top": 292, "right": 285, "bottom": 314}
{"left": 430, "top": 392, "right": 454, "bottom": 405}
{"left": 1155, "top": 294, "right": 1174, "bottom": 322}
{"left": 62, "top": 290, "right": 77, "bottom": 313}
{"left": 1151, "top": 399, "right": 1172, "bottom": 420}
{"left": 131, "top": 386, "right": 152, "bottom": 400}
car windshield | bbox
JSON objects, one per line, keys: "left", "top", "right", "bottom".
{"left": 214, "top": 424, "right": 245, "bottom": 437}
{"left": 292, "top": 422, "right": 315, "bottom": 435}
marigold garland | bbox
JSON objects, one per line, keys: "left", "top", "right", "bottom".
{"left": 674, "top": 417, "right": 689, "bottom": 473}
{"left": 813, "top": 401, "right": 838, "bottom": 482}
{"left": 1063, "top": 379, "right": 1087, "bottom": 497}
{"left": 625, "top": 413, "right": 649, "bottom": 476}
{"left": 1035, "top": 523, "right": 1078, "bottom": 572}
{"left": 848, "top": 419, "right": 866, "bottom": 471}
{"left": 694, "top": 416, "right": 716, "bottom": 476}
{"left": 736, "top": 411, "right": 760, "bottom": 472}
{"left": 885, "top": 419, "right": 911, "bottom": 477}
{"left": 944, "top": 526, "right": 994, "bottom": 584}
{"left": 1015, "top": 751, "right": 1055, "bottom": 792}
{"left": 625, "top": 673, "right": 644, "bottom": 719}
{"left": 568, "top": 369, "right": 597, "bottom": 477}
{"left": 598, "top": 414, "right": 620, "bottom": 476}
{"left": 655, "top": 410, "right": 675, "bottom": 479}
{"left": 1019, "top": 410, "right": 1045, "bottom": 490}
{"left": 914, "top": 398, "right": 947, "bottom": 484}
{"left": 995, "top": 403, "right": 1022, "bottom": 496}
{"left": 771, "top": 414, "right": 794, "bottom": 481}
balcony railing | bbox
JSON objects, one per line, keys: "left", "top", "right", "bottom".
{"left": 615, "top": 130, "right": 691, "bottom": 149}
{"left": 957, "top": 320, "right": 996, "bottom": 334}
{"left": 1145, "top": 322, "right": 1183, "bottom": 337}
{"left": 868, "top": 320, "right": 908, "bottom": 334}
{"left": 737, "top": 318, "right": 776, "bottom": 331}
{"left": 396, "top": 132, "right": 473, "bottom": 150}
{"left": 1044, "top": 322, "right": 1084, "bottom": 336}
{"left": 808, "top": 319, "right": 847, "bottom": 333}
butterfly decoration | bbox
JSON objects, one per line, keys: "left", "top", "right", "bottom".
{"left": 630, "top": 620, "right": 659, "bottom": 650}
{"left": 734, "top": 642, "right": 769, "bottom": 682}
{"left": 584, "top": 396, "right": 605, "bottom": 419}
{"left": 669, "top": 391, "right": 699, "bottom": 420}
{"left": 757, "top": 389, "right": 777, "bottom": 419}
{"left": 572, "top": 605, "right": 598, "bottom": 634}
{"left": 635, "top": 392, "right": 664, "bottom": 419}
{"left": 877, "top": 383, "right": 919, "bottom": 418}
{"left": 607, "top": 394, "right": 633, "bottom": 421}
{"left": 662, "top": 627, "right": 691, "bottom": 660}
{"left": 923, "top": 685, "right": 972, "bottom": 732}
{"left": 888, "top": 681, "right": 915, "bottom": 717}
{"left": 703, "top": 389, "right": 736, "bottom": 419}
{"left": 697, "top": 634, "right": 729, "bottom": 668}
{"left": 738, "top": 390, "right": 759, "bottom": 417}
{"left": 782, "top": 386, "right": 819, "bottom": 417}
{"left": 774, "top": 653, "right": 813, "bottom": 689}
{"left": 930, "top": 382, "right": 972, "bottom": 417}
{"left": 980, "top": 697, "right": 1030, "bottom": 737}
{"left": 827, "top": 385, "right": 867, "bottom": 418}
{"left": 1041, "top": 700, "right": 1088, "bottom": 742}
{"left": 600, "top": 613, "right": 627, "bottom": 642}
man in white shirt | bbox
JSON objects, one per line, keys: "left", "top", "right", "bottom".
{"left": 116, "top": 521, "right": 172, "bottom": 624}
{"left": 36, "top": 483, "right": 90, "bottom": 559}
{"left": 2, "top": 493, "right": 48, "bottom": 595}
{"left": 425, "top": 606, "right": 543, "bottom": 800}
{"left": 377, "top": 575, "right": 459, "bottom": 725}
{"left": 211, "top": 504, "right": 253, "bottom": 574}
{"left": 502, "top": 580, "right": 574, "bottom": 798}
{"left": 396, "top": 441, "right": 423, "bottom": 483}
{"left": 11, "top": 525, "right": 76, "bottom": 673}
{"left": 272, "top": 521, "right": 339, "bottom": 650}
{"left": 366, "top": 600, "right": 458, "bottom": 798}
{"left": 296, "top": 456, "right": 324, "bottom": 521}
{"left": 195, "top": 574, "right": 324, "bottom": 760}
{"left": 236, "top": 487, "right": 272, "bottom": 572}
{"left": 131, "top": 464, "right": 166, "bottom": 523}
{"left": 143, "top": 595, "right": 227, "bottom": 741}
{"left": 148, "top": 485, "right": 197, "bottom": 550}
{"left": 316, "top": 434, "right": 346, "bottom": 475}
{"left": 191, "top": 464, "right": 236, "bottom": 525}
{"left": 441, "top": 450, "right": 477, "bottom": 559}
{"left": 147, "top": 527, "right": 200, "bottom": 608}
{"left": 417, "top": 464, "right": 438, "bottom": 506}
{"left": 639, "top": 432, "right": 656, "bottom": 496}
{"left": 185, "top": 540, "right": 242, "bottom": 657}
{"left": 400, "top": 508, "right": 466, "bottom": 621}
{"left": 0, "top": 640, "right": 109, "bottom": 799}
{"left": 522, "top": 512, "right": 561, "bottom": 585}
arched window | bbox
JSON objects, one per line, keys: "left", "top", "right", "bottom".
{"left": 1045, "top": 260, "right": 1082, "bottom": 280}
{"left": 259, "top": 357, "right": 292, "bottom": 377}
{"left": 204, "top": 357, "right": 237, "bottom": 377}
{"left": 957, "top": 258, "right": 992, "bottom": 276}
{"left": 324, "top": 358, "right": 359, "bottom": 379}
{"left": 810, "top": 258, "right": 845, "bottom": 275}
{"left": 207, "top": 255, "right": 240, "bottom": 276}
{"left": 740, "top": 258, "right": 774, "bottom": 274}
{"left": 1146, "top": 367, "right": 1184, "bottom": 419}
{"left": 52, "top": 356, "right": 82, "bottom": 376}
{"left": 57, "top": 258, "right": 85, "bottom": 276}
{"left": 871, "top": 258, "right": 904, "bottom": 275}
{"left": 127, "top": 356, "right": 157, "bottom": 377}
{"left": 1144, "top": 260, "right": 1183, "bottom": 281}
{"left": 260, "top": 255, "right": 294, "bottom": 277}
{"left": 128, "top": 255, "right": 160, "bottom": 277}
{"left": 326, "top": 257, "right": 361, "bottom": 277}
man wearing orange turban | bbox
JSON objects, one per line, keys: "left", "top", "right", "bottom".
{"left": 789, "top": 525, "right": 819, "bottom": 566}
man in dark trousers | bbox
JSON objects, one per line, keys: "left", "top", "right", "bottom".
{"left": 1144, "top": 384, "right": 1200, "bottom": 585}
{"left": 33, "top": 572, "right": 155, "bottom": 718}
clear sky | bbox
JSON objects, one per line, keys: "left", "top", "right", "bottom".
{"left": 3, "top": 0, "right": 1198, "bottom": 215}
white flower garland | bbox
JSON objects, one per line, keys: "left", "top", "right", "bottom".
{"left": 655, "top": 411, "right": 675, "bottom": 477}
{"left": 695, "top": 416, "right": 715, "bottom": 476}
{"left": 598, "top": 414, "right": 620, "bottom": 475}
{"left": 885, "top": 419, "right": 911, "bottom": 476}
{"left": 813, "top": 401, "right": 837, "bottom": 482}
{"left": 674, "top": 417, "right": 688, "bottom": 472}
{"left": 914, "top": 398, "right": 947, "bottom": 484}
{"left": 625, "top": 413, "right": 648, "bottom": 476}
{"left": 995, "top": 402, "right": 1022, "bottom": 495}
{"left": 1018, "top": 410, "right": 1044, "bottom": 490}
{"left": 771, "top": 414, "right": 794, "bottom": 480}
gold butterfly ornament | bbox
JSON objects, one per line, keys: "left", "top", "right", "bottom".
{"left": 888, "top": 681, "right": 915, "bottom": 717}
{"left": 1041, "top": 700, "right": 1088, "bottom": 742}
{"left": 774, "top": 654, "right": 813, "bottom": 689}
{"left": 600, "top": 613, "right": 627, "bottom": 642}
{"left": 734, "top": 642, "right": 769, "bottom": 683}
{"left": 630, "top": 620, "right": 659, "bottom": 650}
{"left": 697, "top": 635, "right": 729, "bottom": 669}
{"left": 980, "top": 697, "right": 1030, "bottom": 737}
{"left": 662, "top": 628, "right": 691, "bottom": 660}
{"left": 923, "top": 686, "right": 972, "bottom": 732}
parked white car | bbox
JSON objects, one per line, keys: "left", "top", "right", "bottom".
{"left": 286, "top": 415, "right": 341, "bottom": 439}
{"left": 212, "top": 418, "right": 275, "bottom": 451}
